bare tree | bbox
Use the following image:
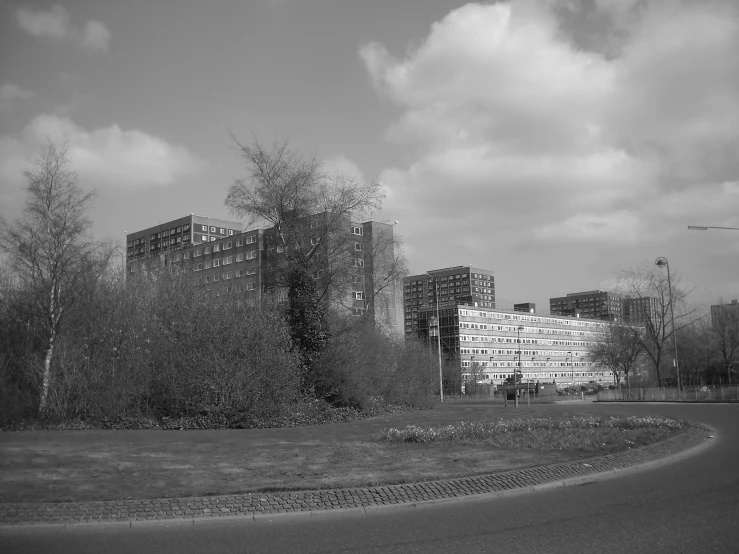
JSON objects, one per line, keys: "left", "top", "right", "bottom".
{"left": 617, "top": 265, "right": 697, "bottom": 387}
{"left": 225, "top": 138, "right": 384, "bottom": 296}
{"left": 588, "top": 322, "right": 644, "bottom": 392}
{"left": 0, "top": 141, "right": 114, "bottom": 414}
{"left": 225, "top": 138, "right": 385, "bottom": 391}
{"left": 711, "top": 301, "right": 739, "bottom": 385}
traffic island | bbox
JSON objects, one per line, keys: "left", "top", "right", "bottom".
{"left": 0, "top": 424, "right": 712, "bottom": 528}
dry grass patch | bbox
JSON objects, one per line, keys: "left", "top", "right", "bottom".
{"left": 0, "top": 407, "right": 688, "bottom": 504}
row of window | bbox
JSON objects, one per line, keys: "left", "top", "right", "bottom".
{"left": 193, "top": 247, "right": 258, "bottom": 259}
{"left": 197, "top": 224, "right": 236, "bottom": 235}
{"left": 193, "top": 254, "right": 259, "bottom": 271}
{"left": 147, "top": 224, "right": 192, "bottom": 242}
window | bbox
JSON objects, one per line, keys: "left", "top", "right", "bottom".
{"left": 213, "top": 274, "right": 219, "bottom": 282}
{"left": 219, "top": 228, "right": 225, "bottom": 234}
{"left": 246, "top": 268, "right": 257, "bottom": 275}
{"left": 351, "top": 226, "right": 363, "bottom": 235}
{"left": 214, "top": 243, "right": 220, "bottom": 252}
{"left": 224, "top": 256, "right": 232, "bottom": 265}
{"left": 353, "top": 291, "right": 364, "bottom": 300}
{"left": 174, "top": 254, "right": 181, "bottom": 262}
{"left": 246, "top": 283, "right": 255, "bottom": 291}
{"left": 236, "top": 253, "right": 244, "bottom": 262}
{"left": 236, "top": 269, "right": 245, "bottom": 277}
{"left": 224, "top": 271, "right": 232, "bottom": 280}
{"left": 213, "top": 259, "right": 221, "bottom": 267}
{"left": 246, "top": 235, "right": 256, "bottom": 244}
{"left": 202, "top": 225, "right": 208, "bottom": 232}
{"left": 235, "top": 238, "right": 242, "bottom": 247}
{"left": 205, "top": 261, "right": 212, "bottom": 269}
{"left": 184, "top": 224, "right": 191, "bottom": 231}
{"left": 228, "top": 230, "right": 234, "bottom": 236}
{"left": 355, "top": 242, "right": 362, "bottom": 251}
{"left": 194, "top": 249, "right": 202, "bottom": 257}
{"left": 205, "top": 246, "right": 211, "bottom": 254}
{"left": 210, "top": 237, "right": 216, "bottom": 242}
{"left": 210, "top": 226, "right": 216, "bottom": 233}
{"left": 246, "top": 250, "right": 257, "bottom": 260}
{"left": 183, "top": 252, "right": 189, "bottom": 260}
{"left": 194, "top": 263, "right": 202, "bottom": 271}
{"left": 204, "top": 276, "right": 209, "bottom": 283}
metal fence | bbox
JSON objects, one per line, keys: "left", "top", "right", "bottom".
{"left": 597, "top": 386, "right": 739, "bottom": 402}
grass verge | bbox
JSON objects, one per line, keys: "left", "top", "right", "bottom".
{"left": 0, "top": 406, "right": 688, "bottom": 504}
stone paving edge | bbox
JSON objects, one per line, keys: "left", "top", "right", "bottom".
{"left": 0, "top": 424, "right": 714, "bottom": 531}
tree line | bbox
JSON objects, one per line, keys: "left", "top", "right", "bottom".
{"left": 0, "top": 140, "right": 434, "bottom": 426}
{"left": 588, "top": 266, "right": 738, "bottom": 390}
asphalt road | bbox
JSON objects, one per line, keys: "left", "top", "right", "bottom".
{"left": 2, "top": 403, "right": 737, "bottom": 553}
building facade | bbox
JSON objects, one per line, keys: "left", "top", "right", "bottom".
{"left": 126, "top": 214, "right": 243, "bottom": 263}
{"left": 711, "top": 299, "right": 739, "bottom": 327}
{"left": 414, "top": 304, "right": 613, "bottom": 388}
{"left": 125, "top": 214, "right": 399, "bottom": 330}
{"left": 549, "top": 290, "right": 623, "bottom": 321}
{"left": 623, "top": 296, "right": 659, "bottom": 325}
{"left": 403, "top": 266, "right": 495, "bottom": 339}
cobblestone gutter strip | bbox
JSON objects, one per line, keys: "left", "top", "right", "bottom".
{"left": 0, "top": 426, "right": 711, "bottom": 527}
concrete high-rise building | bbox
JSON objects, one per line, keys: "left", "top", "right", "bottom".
{"left": 711, "top": 299, "right": 739, "bottom": 327}
{"left": 403, "top": 266, "right": 495, "bottom": 339}
{"left": 126, "top": 214, "right": 243, "bottom": 262}
{"left": 549, "top": 290, "right": 622, "bottom": 321}
{"left": 623, "top": 296, "right": 660, "bottom": 325}
{"left": 125, "top": 214, "right": 399, "bottom": 331}
{"left": 412, "top": 304, "right": 612, "bottom": 388}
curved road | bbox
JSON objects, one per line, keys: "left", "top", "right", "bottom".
{"left": 2, "top": 403, "right": 737, "bottom": 553}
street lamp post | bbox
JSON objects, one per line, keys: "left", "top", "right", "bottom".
{"left": 655, "top": 257, "right": 681, "bottom": 392}
{"left": 425, "top": 273, "right": 444, "bottom": 402}
{"left": 568, "top": 351, "right": 573, "bottom": 389}
{"left": 688, "top": 226, "right": 739, "bottom": 231}
{"left": 516, "top": 325, "right": 524, "bottom": 385}
{"left": 529, "top": 357, "right": 535, "bottom": 405}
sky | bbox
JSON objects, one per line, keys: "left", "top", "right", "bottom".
{"left": 1, "top": 0, "right": 738, "bottom": 312}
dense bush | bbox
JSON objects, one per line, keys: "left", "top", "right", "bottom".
{"left": 312, "top": 316, "right": 436, "bottom": 410}
{"left": 1, "top": 266, "right": 434, "bottom": 428}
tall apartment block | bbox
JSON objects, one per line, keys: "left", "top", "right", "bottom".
{"left": 711, "top": 299, "right": 739, "bottom": 327}
{"left": 125, "top": 214, "right": 399, "bottom": 331}
{"left": 623, "top": 296, "right": 660, "bottom": 326}
{"left": 126, "top": 214, "right": 243, "bottom": 261}
{"left": 403, "top": 266, "right": 495, "bottom": 339}
{"left": 549, "top": 290, "right": 622, "bottom": 321}
{"left": 413, "top": 304, "right": 613, "bottom": 388}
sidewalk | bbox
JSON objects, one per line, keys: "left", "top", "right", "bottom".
{"left": 0, "top": 426, "right": 711, "bottom": 528}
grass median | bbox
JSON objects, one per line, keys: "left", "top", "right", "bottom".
{"left": 0, "top": 405, "right": 687, "bottom": 504}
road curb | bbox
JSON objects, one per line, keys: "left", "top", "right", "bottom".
{"left": 0, "top": 425, "right": 714, "bottom": 530}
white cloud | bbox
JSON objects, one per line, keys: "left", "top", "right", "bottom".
{"left": 322, "top": 155, "right": 367, "bottom": 184}
{"left": 16, "top": 4, "right": 70, "bottom": 40}
{"left": 15, "top": 4, "right": 111, "bottom": 52}
{"left": 82, "top": 20, "right": 111, "bottom": 52}
{"left": 0, "top": 114, "right": 204, "bottom": 190}
{"left": 361, "top": 0, "right": 739, "bottom": 306}
{"left": 0, "top": 83, "right": 34, "bottom": 113}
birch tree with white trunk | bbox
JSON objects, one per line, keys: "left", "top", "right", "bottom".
{"left": 0, "top": 141, "right": 110, "bottom": 415}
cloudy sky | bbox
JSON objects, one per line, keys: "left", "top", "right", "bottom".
{"left": 1, "top": 0, "right": 737, "bottom": 311}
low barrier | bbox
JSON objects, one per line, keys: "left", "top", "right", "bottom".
{"left": 597, "top": 385, "right": 739, "bottom": 402}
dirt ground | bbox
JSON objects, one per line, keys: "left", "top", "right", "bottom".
{"left": 0, "top": 402, "right": 649, "bottom": 503}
